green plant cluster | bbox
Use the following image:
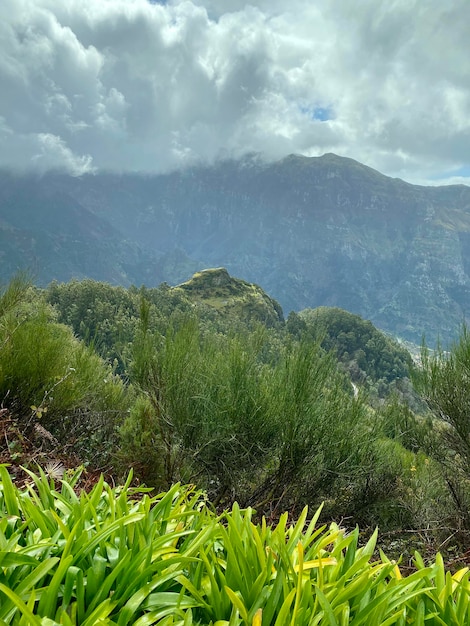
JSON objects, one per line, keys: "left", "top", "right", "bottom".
{"left": 0, "top": 276, "right": 128, "bottom": 467}
{"left": 1, "top": 467, "right": 470, "bottom": 625}
{"left": 121, "top": 317, "right": 376, "bottom": 517}
{"left": 3, "top": 274, "right": 470, "bottom": 562}
{"left": 412, "top": 329, "right": 470, "bottom": 528}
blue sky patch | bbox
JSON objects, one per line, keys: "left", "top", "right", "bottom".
{"left": 432, "top": 165, "right": 470, "bottom": 180}
{"left": 300, "top": 105, "right": 334, "bottom": 122}
{"left": 450, "top": 165, "right": 470, "bottom": 178}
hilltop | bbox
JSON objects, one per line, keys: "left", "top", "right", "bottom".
{"left": 173, "top": 267, "right": 284, "bottom": 327}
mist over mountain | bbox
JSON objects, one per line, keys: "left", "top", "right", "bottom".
{"left": 2, "top": 153, "right": 470, "bottom": 344}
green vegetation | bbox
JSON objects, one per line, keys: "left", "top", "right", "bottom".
{"left": 45, "top": 269, "right": 283, "bottom": 375}
{"left": 122, "top": 317, "right": 374, "bottom": 517}
{"left": 3, "top": 272, "right": 470, "bottom": 621}
{"left": 412, "top": 328, "right": 470, "bottom": 528}
{"left": 0, "top": 276, "right": 128, "bottom": 468}
{"left": 1, "top": 468, "right": 470, "bottom": 625}
{"left": 174, "top": 268, "right": 284, "bottom": 327}
{"left": 296, "top": 307, "right": 413, "bottom": 400}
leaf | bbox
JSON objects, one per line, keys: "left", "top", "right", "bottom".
{"left": 224, "top": 587, "right": 249, "bottom": 623}
{"left": 252, "top": 608, "right": 262, "bottom": 626}
{"left": 0, "top": 583, "right": 42, "bottom": 625}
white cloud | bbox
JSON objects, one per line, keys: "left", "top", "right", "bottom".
{"left": 0, "top": 121, "right": 94, "bottom": 175}
{"left": 32, "top": 133, "right": 94, "bottom": 175}
{"left": 0, "top": 0, "right": 469, "bottom": 183}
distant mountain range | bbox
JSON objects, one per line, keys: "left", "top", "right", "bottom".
{"left": 2, "top": 153, "right": 470, "bottom": 344}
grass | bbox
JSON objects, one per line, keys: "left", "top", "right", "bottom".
{"left": 1, "top": 465, "right": 470, "bottom": 624}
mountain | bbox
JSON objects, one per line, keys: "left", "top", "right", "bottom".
{"left": 2, "top": 154, "right": 470, "bottom": 343}
{"left": 0, "top": 170, "right": 166, "bottom": 286}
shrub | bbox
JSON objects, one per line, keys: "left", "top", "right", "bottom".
{"left": 0, "top": 277, "right": 128, "bottom": 468}
{"left": 412, "top": 327, "right": 470, "bottom": 526}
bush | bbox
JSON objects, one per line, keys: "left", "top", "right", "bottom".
{"left": 121, "top": 318, "right": 276, "bottom": 497}
{"left": 412, "top": 327, "right": 470, "bottom": 526}
{"left": 121, "top": 313, "right": 383, "bottom": 519}
{"left": 0, "top": 277, "right": 128, "bottom": 468}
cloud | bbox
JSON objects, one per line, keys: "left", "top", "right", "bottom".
{"left": 0, "top": 0, "right": 469, "bottom": 183}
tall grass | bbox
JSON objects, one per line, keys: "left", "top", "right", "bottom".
{"left": 1, "top": 467, "right": 470, "bottom": 624}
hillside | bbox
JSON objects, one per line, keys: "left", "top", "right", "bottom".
{"left": 0, "top": 171, "right": 162, "bottom": 286}
{"left": 299, "top": 306, "right": 412, "bottom": 383}
{"left": 2, "top": 153, "right": 470, "bottom": 343}
{"left": 46, "top": 272, "right": 410, "bottom": 406}
{"left": 5, "top": 272, "right": 470, "bottom": 567}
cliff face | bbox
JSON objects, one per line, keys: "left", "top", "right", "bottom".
{"left": 2, "top": 154, "right": 470, "bottom": 343}
{"left": 0, "top": 170, "right": 163, "bottom": 286}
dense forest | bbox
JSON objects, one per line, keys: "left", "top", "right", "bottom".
{"left": 1, "top": 270, "right": 470, "bottom": 567}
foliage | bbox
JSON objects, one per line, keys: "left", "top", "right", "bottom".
{"left": 1, "top": 467, "right": 470, "bottom": 625}
{"left": 45, "top": 276, "right": 458, "bottom": 535}
{"left": 377, "top": 394, "right": 432, "bottom": 454}
{"left": 4, "top": 274, "right": 470, "bottom": 554}
{"left": 121, "top": 317, "right": 278, "bottom": 499}
{"left": 412, "top": 326, "right": 470, "bottom": 525}
{"left": 46, "top": 280, "right": 143, "bottom": 375}
{"left": 0, "top": 466, "right": 213, "bottom": 625}
{"left": 413, "top": 328, "right": 470, "bottom": 470}
{"left": 0, "top": 277, "right": 128, "bottom": 468}
{"left": 298, "top": 307, "right": 412, "bottom": 397}
{"left": 46, "top": 272, "right": 284, "bottom": 375}
{"left": 250, "top": 339, "right": 371, "bottom": 512}
{"left": 121, "top": 314, "right": 400, "bottom": 523}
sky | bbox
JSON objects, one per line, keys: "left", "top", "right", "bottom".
{"left": 1, "top": 0, "right": 469, "bottom": 185}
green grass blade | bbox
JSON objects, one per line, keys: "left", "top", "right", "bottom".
{"left": 273, "top": 588, "right": 296, "bottom": 626}
{"left": 314, "top": 586, "right": 339, "bottom": 626}
{"left": 0, "top": 583, "right": 42, "bottom": 625}
{"left": 0, "top": 466, "right": 20, "bottom": 517}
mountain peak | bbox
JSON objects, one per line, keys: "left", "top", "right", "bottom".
{"left": 279, "top": 152, "right": 393, "bottom": 180}
{"left": 176, "top": 267, "right": 232, "bottom": 291}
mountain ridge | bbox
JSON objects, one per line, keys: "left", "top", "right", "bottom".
{"left": 2, "top": 153, "right": 470, "bottom": 344}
